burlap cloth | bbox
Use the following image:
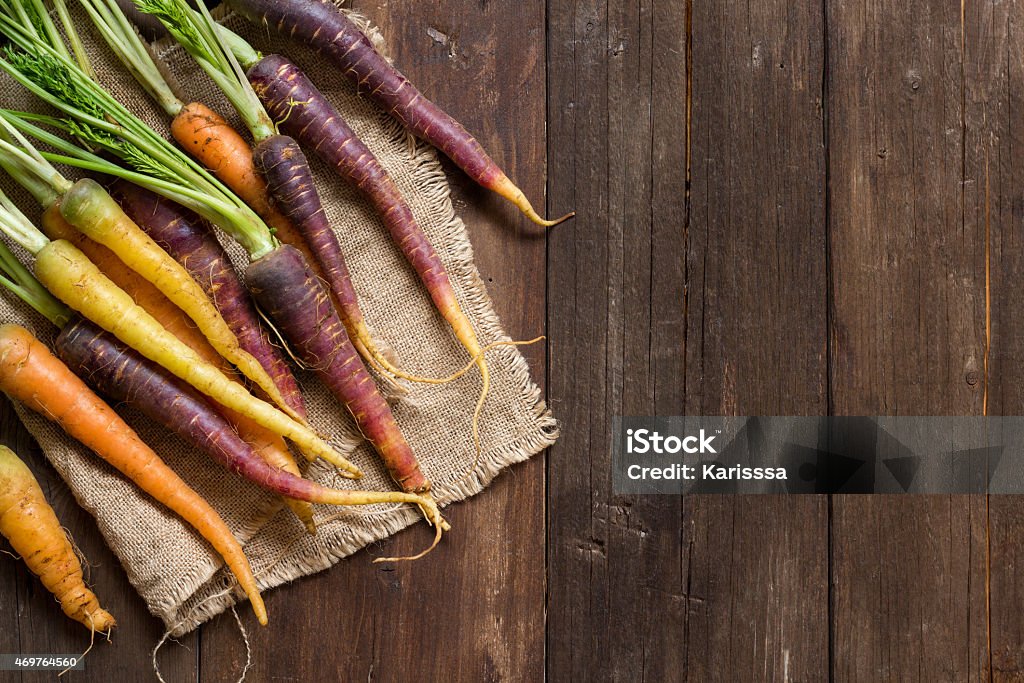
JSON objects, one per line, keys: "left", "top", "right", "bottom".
{"left": 0, "top": 7, "right": 556, "bottom": 637}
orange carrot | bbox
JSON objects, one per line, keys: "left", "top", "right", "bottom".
{"left": 0, "top": 323, "right": 268, "bottom": 625}
{"left": 170, "top": 102, "right": 295, "bottom": 233}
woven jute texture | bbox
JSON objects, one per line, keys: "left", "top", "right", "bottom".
{"left": 0, "top": 7, "right": 556, "bottom": 636}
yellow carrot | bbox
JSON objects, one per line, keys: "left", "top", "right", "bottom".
{"left": 0, "top": 445, "right": 115, "bottom": 632}
{"left": 0, "top": 325, "right": 267, "bottom": 624}
{"left": 58, "top": 178, "right": 301, "bottom": 423}
{"left": 40, "top": 211, "right": 317, "bottom": 532}
{"left": 32, "top": 238, "right": 359, "bottom": 475}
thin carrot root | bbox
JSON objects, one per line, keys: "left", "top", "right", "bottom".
{"left": 59, "top": 614, "right": 97, "bottom": 677}
{"left": 371, "top": 494, "right": 448, "bottom": 563}
{"left": 351, "top": 335, "right": 409, "bottom": 400}
{"left": 364, "top": 336, "right": 546, "bottom": 386}
{"left": 489, "top": 174, "right": 575, "bottom": 227}
{"left": 371, "top": 337, "right": 545, "bottom": 489}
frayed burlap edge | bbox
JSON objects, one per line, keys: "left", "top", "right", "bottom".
{"left": 162, "top": 81, "right": 560, "bottom": 638}
{"left": 145, "top": 8, "right": 558, "bottom": 635}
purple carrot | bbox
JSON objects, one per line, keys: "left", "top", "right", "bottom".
{"left": 251, "top": 134, "right": 405, "bottom": 376}
{"left": 108, "top": 179, "right": 307, "bottom": 419}
{"left": 248, "top": 54, "right": 492, "bottom": 457}
{"left": 246, "top": 244, "right": 430, "bottom": 493}
{"left": 55, "top": 314, "right": 435, "bottom": 511}
{"left": 111, "top": 178, "right": 434, "bottom": 493}
{"left": 224, "top": 0, "right": 572, "bottom": 226}
{"left": 249, "top": 55, "right": 474, "bottom": 347}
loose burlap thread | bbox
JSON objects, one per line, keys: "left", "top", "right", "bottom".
{"left": 0, "top": 7, "right": 556, "bottom": 636}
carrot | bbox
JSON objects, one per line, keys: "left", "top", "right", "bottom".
{"left": 58, "top": 178, "right": 301, "bottom": 423}
{"left": 1, "top": 7, "right": 408, "bottom": 466}
{"left": 0, "top": 15, "right": 311, "bottom": 424}
{"left": 53, "top": 319, "right": 443, "bottom": 532}
{"left": 0, "top": 225, "right": 441, "bottom": 538}
{"left": 0, "top": 444, "right": 115, "bottom": 633}
{"left": 149, "top": 7, "right": 415, "bottom": 389}
{"left": 0, "top": 324, "right": 268, "bottom": 625}
{"left": 107, "top": 180, "right": 307, "bottom": 420}
{"left": 40, "top": 205, "right": 227, "bottom": 357}
{"left": 29, "top": 238, "right": 358, "bottom": 475}
{"left": 133, "top": 3, "right": 443, "bottom": 494}
{"left": 38, "top": 208, "right": 316, "bottom": 532}
{"left": 223, "top": 0, "right": 573, "bottom": 227}
{"left": 169, "top": 102, "right": 407, "bottom": 387}
{"left": 251, "top": 134, "right": 418, "bottom": 384}
{"left": 169, "top": 101, "right": 285, "bottom": 225}
{"left": 249, "top": 55, "right": 492, "bottom": 467}
{"left": 247, "top": 245, "right": 430, "bottom": 492}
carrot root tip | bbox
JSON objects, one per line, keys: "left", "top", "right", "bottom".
{"left": 539, "top": 210, "right": 577, "bottom": 228}
{"left": 371, "top": 496, "right": 447, "bottom": 563}
{"left": 336, "top": 467, "right": 362, "bottom": 480}
{"left": 490, "top": 174, "right": 575, "bottom": 227}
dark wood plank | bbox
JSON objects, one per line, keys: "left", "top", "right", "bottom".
{"left": 543, "top": 0, "right": 615, "bottom": 676}
{"left": 197, "top": 0, "right": 549, "bottom": 680}
{"left": 681, "top": 0, "right": 829, "bottom": 680}
{"left": 0, "top": 395, "right": 198, "bottom": 683}
{"left": 964, "top": 0, "right": 1024, "bottom": 677}
{"left": 827, "top": 0, "right": 989, "bottom": 678}
{"left": 545, "top": 0, "right": 828, "bottom": 680}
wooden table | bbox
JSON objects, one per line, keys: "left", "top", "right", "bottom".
{"left": 2, "top": 0, "right": 1021, "bottom": 679}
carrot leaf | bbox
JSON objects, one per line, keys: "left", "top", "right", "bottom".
{"left": 0, "top": 10, "right": 279, "bottom": 258}
{"left": 78, "top": 0, "right": 183, "bottom": 115}
{"left": 136, "top": 0, "right": 276, "bottom": 140}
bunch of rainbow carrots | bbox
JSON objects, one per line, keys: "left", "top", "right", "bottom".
{"left": 0, "top": 0, "right": 571, "bottom": 631}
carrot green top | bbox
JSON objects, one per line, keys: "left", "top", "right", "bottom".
{"left": 138, "top": 0, "right": 277, "bottom": 141}
{"left": 78, "top": 0, "right": 183, "bottom": 116}
{"left": 0, "top": 186, "right": 70, "bottom": 327}
{"left": 0, "top": 3, "right": 280, "bottom": 259}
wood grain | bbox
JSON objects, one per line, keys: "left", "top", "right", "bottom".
{"left": 964, "top": 0, "right": 1024, "bottom": 679}
{"left": 827, "top": 0, "right": 989, "bottom": 678}
{"left": 545, "top": 0, "right": 828, "bottom": 679}
{"left": 5, "top": 0, "right": 1024, "bottom": 679}
{"left": 682, "top": 0, "right": 829, "bottom": 680}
